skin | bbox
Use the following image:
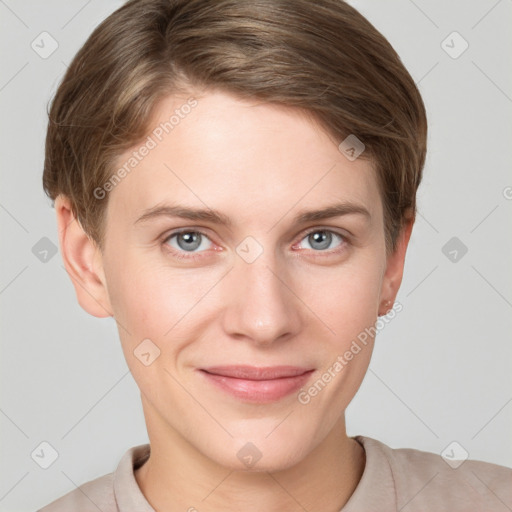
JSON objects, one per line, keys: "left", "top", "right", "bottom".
{"left": 55, "top": 90, "right": 413, "bottom": 511}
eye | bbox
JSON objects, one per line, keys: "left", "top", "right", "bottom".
{"left": 161, "top": 227, "right": 347, "bottom": 261}
{"left": 295, "top": 228, "right": 346, "bottom": 253}
{"left": 163, "top": 230, "right": 213, "bottom": 258}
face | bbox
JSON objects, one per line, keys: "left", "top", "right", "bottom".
{"left": 94, "top": 90, "right": 395, "bottom": 471}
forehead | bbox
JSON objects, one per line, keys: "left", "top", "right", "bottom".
{"left": 106, "top": 90, "right": 382, "bottom": 229}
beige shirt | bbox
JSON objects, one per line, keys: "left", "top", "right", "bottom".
{"left": 37, "top": 435, "right": 512, "bottom": 511}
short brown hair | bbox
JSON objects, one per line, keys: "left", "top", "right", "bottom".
{"left": 43, "top": 0, "right": 427, "bottom": 254}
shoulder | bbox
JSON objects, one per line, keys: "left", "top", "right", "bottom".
{"left": 36, "top": 444, "right": 151, "bottom": 512}
{"left": 37, "top": 472, "right": 115, "bottom": 512}
{"left": 358, "top": 436, "right": 512, "bottom": 511}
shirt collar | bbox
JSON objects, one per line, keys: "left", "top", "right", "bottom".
{"left": 113, "top": 443, "right": 154, "bottom": 511}
{"left": 112, "top": 436, "right": 395, "bottom": 511}
{"left": 342, "top": 435, "right": 396, "bottom": 511}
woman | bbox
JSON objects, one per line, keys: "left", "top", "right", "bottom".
{"left": 38, "top": 0, "right": 512, "bottom": 510}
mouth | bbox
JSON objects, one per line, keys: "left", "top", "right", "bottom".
{"left": 198, "top": 365, "right": 315, "bottom": 403}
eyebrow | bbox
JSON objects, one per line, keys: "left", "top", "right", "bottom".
{"left": 134, "top": 201, "right": 371, "bottom": 228}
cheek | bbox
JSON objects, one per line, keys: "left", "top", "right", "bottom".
{"left": 104, "top": 264, "right": 183, "bottom": 387}
{"left": 105, "top": 250, "right": 175, "bottom": 321}
{"left": 104, "top": 255, "right": 219, "bottom": 349}
{"left": 302, "top": 262, "right": 382, "bottom": 405}
{"left": 102, "top": 255, "right": 171, "bottom": 363}
{"left": 299, "top": 257, "right": 383, "bottom": 338}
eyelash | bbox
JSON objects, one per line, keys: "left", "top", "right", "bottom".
{"left": 161, "top": 227, "right": 349, "bottom": 261}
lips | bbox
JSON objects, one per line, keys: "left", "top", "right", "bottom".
{"left": 198, "top": 365, "right": 314, "bottom": 403}
{"left": 202, "top": 365, "right": 311, "bottom": 380}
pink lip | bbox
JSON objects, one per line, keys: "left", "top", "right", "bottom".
{"left": 199, "top": 365, "right": 314, "bottom": 403}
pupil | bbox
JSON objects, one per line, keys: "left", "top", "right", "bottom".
{"left": 178, "top": 232, "right": 200, "bottom": 251}
{"left": 310, "top": 231, "right": 331, "bottom": 250}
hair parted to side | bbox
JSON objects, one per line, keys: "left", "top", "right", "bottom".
{"left": 43, "top": 0, "right": 427, "bottom": 255}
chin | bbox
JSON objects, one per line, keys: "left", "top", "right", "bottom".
{"left": 199, "top": 426, "right": 315, "bottom": 473}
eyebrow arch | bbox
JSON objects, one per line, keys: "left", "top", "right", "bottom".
{"left": 134, "top": 201, "right": 371, "bottom": 227}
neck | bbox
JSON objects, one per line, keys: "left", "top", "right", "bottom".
{"left": 135, "top": 402, "right": 365, "bottom": 512}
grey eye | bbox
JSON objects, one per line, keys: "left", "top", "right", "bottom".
{"left": 166, "top": 231, "right": 212, "bottom": 253}
{"left": 308, "top": 231, "right": 332, "bottom": 250}
{"left": 300, "top": 230, "right": 343, "bottom": 251}
{"left": 176, "top": 232, "right": 202, "bottom": 251}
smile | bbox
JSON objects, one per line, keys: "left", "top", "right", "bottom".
{"left": 198, "top": 365, "right": 315, "bottom": 403}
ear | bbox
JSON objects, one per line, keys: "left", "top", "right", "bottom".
{"left": 55, "top": 195, "right": 113, "bottom": 318}
{"left": 378, "top": 213, "right": 415, "bottom": 316}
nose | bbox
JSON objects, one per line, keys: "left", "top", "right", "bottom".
{"left": 221, "top": 247, "right": 302, "bottom": 347}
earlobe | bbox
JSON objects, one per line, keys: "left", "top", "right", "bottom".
{"left": 55, "top": 195, "right": 113, "bottom": 318}
{"left": 378, "top": 215, "right": 415, "bottom": 316}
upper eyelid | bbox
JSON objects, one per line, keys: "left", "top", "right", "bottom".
{"left": 300, "top": 226, "right": 348, "bottom": 238}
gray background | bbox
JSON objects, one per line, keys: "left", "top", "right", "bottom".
{"left": 1, "top": 1, "right": 511, "bottom": 510}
